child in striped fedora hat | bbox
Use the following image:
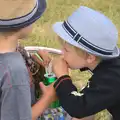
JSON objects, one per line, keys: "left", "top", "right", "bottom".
{"left": 38, "top": 6, "right": 120, "bottom": 120}
{"left": 0, "top": 0, "right": 53, "bottom": 120}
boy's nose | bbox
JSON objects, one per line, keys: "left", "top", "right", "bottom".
{"left": 60, "top": 55, "right": 64, "bottom": 59}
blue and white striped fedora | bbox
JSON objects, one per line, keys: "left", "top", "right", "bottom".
{"left": 53, "top": 6, "right": 119, "bottom": 59}
{"left": 0, "top": 0, "right": 46, "bottom": 32}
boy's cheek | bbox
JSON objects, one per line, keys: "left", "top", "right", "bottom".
{"left": 65, "top": 61, "right": 77, "bottom": 69}
{"left": 68, "top": 61, "right": 83, "bottom": 69}
{"left": 69, "top": 65, "right": 81, "bottom": 70}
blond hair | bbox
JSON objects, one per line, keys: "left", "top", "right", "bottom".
{"left": 58, "top": 36, "right": 101, "bottom": 61}
{"left": 58, "top": 36, "right": 87, "bottom": 55}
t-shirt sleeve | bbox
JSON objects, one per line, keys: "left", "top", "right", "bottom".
{"left": 0, "top": 64, "right": 32, "bottom": 120}
{"left": 54, "top": 71, "right": 120, "bottom": 118}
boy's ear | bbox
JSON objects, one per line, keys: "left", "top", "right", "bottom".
{"left": 86, "top": 54, "right": 96, "bottom": 64}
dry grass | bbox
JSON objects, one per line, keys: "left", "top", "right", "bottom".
{"left": 21, "top": 0, "right": 120, "bottom": 119}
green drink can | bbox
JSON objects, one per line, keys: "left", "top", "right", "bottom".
{"left": 43, "top": 73, "right": 60, "bottom": 108}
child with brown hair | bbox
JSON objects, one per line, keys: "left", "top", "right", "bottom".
{"left": 0, "top": 0, "right": 53, "bottom": 120}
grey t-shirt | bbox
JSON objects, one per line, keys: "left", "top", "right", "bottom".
{"left": 0, "top": 52, "right": 32, "bottom": 120}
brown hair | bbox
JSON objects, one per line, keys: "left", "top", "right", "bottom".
{"left": 0, "top": 0, "right": 36, "bottom": 37}
{"left": 0, "top": 0, "right": 36, "bottom": 19}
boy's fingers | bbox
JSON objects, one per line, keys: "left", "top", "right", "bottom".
{"left": 31, "top": 54, "right": 44, "bottom": 67}
{"left": 37, "top": 50, "right": 51, "bottom": 63}
{"left": 37, "top": 50, "right": 48, "bottom": 56}
{"left": 43, "top": 61, "right": 47, "bottom": 66}
{"left": 39, "top": 82, "right": 46, "bottom": 93}
{"left": 44, "top": 60, "right": 50, "bottom": 66}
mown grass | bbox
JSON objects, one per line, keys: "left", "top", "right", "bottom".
{"left": 22, "top": 0, "right": 120, "bottom": 119}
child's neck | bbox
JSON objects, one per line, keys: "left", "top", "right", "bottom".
{"left": 0, "top": 35, "right": 18, "bottom": 53}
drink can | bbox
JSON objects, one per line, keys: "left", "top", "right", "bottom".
{"left": 43, "top": 73, "right": 60, "bottom": 108}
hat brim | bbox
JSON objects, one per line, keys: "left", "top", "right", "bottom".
{"left": 53, "top": 22, "right": 120, "bottom": 59}
{"left": 0, "top": 0, "right": 46, "bottom": 31}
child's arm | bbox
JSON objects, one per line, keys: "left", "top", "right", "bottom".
{"left": 32, "top": 82, "right": 57, "bottom": 120}
{"left": 52, "top": 58, "right": 120, "bottom": 119}
{"left": 31, "top": 50, "right": 57, "bottom": 120}
{"left": 32, "top": 95, "right": 52, "bottom": 120}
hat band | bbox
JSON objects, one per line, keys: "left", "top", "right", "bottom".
{"left": 0, "top": 0, "right": 38, "bottom": 25}
{"left": 62, "top": 21, "right": 113, "bottom": 55}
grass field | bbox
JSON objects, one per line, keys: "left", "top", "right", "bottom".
{"left": 22, "top": 0, "right": 120, "bottom": 119}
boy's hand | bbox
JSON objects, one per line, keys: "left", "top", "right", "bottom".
{"left": 39, "top": 82, "right": 57, "bottom": 102}
{"left": 32, "top": 50, "right": 51, "bottom": 67}
{"left": 52, "top": 57, "right": 69, "bottom": 78}
{"left": 32, "top": 82, "right": 57, "bottom": 120}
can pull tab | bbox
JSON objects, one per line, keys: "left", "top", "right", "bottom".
{"left": 45, "top": 60, "right": 53, "bottom": 75}
{"left": 34, "top": 52, "right": 52, "bottom": 75}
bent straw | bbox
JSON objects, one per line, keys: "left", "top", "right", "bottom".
{"left": 34, "top": 53, "right": 48, "bottom": 74}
